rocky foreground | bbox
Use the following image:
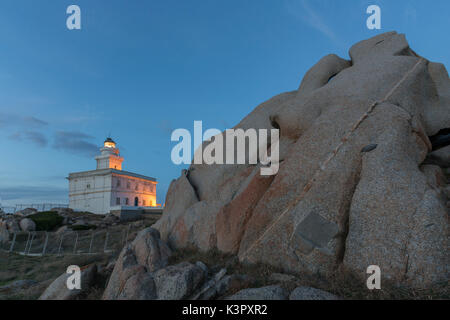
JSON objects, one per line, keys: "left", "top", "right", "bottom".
{"left": 39, "top": 228, "right": 342, "bottom": 300}
{"left": 35, "top": 227, "right": 447, "bottom": 300}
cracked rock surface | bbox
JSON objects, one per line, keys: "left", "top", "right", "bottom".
{"left": 155, "top": 32, "right": 449, "bottom": 288}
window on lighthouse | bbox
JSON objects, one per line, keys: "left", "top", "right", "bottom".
{"left": 104, "top": 141, "right": 116, "bottom": 148}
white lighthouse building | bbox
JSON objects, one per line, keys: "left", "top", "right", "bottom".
{"left": 67, "top": 138, "right": 157, "bottom": 215}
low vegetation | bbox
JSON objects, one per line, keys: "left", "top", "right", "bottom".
{"left": 69, "top": 224, "right": 97, "bottom": 231}
{"left": 0, "top": 251, "right": 113, "bottom": 300}
{"left": 0, "top": 214, "right": 162, "bottom": 300}
{"left": 169, "top": 247, "right": 450, "bottom": 300}
{"left": 28, "top": 211, "right": 64, "bottom": 231}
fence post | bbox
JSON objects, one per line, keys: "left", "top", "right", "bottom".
{"left": 42, "top": 232, "right": 49, "bottom": 255}
{"left": 89, "top": 231, "right": 95, "bottom": 254}
{"left": 103, "top": 232, "right": 109, "bottom": 253}
{"left": 24, "top": 232, "right": 31, "bottom": 254}
{"left": 27, "top": 232, "right": 35, "bottom": 255}
{"left": 58, "top": 233, "right": 64, "bottom": 256}
{"left": 73, "top": 232, "right": 78, "bottom": 254}
{"left": 9, "top": 232, "right": 16, "bottom": 252}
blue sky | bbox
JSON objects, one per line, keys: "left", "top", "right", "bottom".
{"left": 0, "top": 0, "right": 449, "bottom": 206}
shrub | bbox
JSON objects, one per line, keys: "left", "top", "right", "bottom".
{"left": 28, "top": 211, "right": 64, "bottom": 231}
{"left": 70, "top": 224, "right": 97, "bottom": 231}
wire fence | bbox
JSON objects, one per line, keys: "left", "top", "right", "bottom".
{"left": 0, "top": 207, "right": 15, "bottom": 214}
{"left": 0, "top": 224, "right": 138, "bottom": 257}
{"left": 0, "top": 203, "right": 69, "bottom": 214}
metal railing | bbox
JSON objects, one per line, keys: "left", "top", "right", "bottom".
{"left": 0, "top": 203, "right": 69, "bottom": 214}
{"left": 1, "top": 224, "right": 136, "bottom": 257}
{"left": 0, "top": 206, "right": 16, "bottom": 214}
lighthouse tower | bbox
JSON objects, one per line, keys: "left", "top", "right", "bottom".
{"left": 95, "top": 137, "right": 124, "bottom": 170}
{"left": 68, "top": 137, "right": 157, "bottom": 214}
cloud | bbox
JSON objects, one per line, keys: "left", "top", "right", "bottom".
{"left": 1, "top": 113, "right": 49, "bottom": 148}
{"left": 8, "top": 131, "right": 48, "bottom": 147}
{"left": 285, "top": 0, "right": 344, "bottom": 48}
{"left": 24, "top": 116, "right": 48, "bottom": 127}
{"left": 0, "top": 113, "right": 100, "bottom": 157}
{"left": 0, "top": 113, "right": 48, "bottom": 129}
{"left": 53, "top": 131, "right": 98, "bottom": 157}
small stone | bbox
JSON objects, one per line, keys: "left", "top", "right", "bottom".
{"left": 361, "top": 144, "right": 378, "bottom": 153}
{"left": 20, "top": 218, "right": 36, "bottom": 232}
{"left": 269, "top": 273, "right": 298, "bottom": 284}
{"left": 195, "top": 261, "right": 209, "bottom": 274}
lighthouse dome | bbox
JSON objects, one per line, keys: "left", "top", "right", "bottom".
{"left": 104, "top": 137, "right": 116, "bottom": 148}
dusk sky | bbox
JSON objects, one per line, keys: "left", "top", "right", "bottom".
{"left": 0, "top": 0, "right": 449, "bottom": 206}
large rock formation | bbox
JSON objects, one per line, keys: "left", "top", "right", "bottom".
{"left": 103, "top": 228, "right": 172, "bottom": 299}
{"left": 39, "top": 265, "right": 97, "bottom": 300}
{"left": 155, "top": 32, "right": 449, "bottom": 288}
{"left": 103, "top": 227, "right": 252, "bottom": 299}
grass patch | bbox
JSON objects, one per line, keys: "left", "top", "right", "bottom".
{"left": 169, "top": 247, "right": 233, "bottom": 269}
{"left": 76, "top": 268, "right": 111, "bottom": 300}
{"left": 0, "top": 251, "right": 114, "bottom": 300}
{"left": 28, "top": 211, "right": 64, "bottom": 231}
{"left": 70, "top": 224, "right": 97, "bottom": 231}
{"left": 142, "top": 214, "right": 162, "bottom": 228}
{"left": 319, "top": 266, "right": 450, "bottom": 300}
{"left": 68, "top": 211, "right": 104, "bottom": 220}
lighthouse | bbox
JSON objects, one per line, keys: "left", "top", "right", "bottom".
{"left": 95, "top": 137, "right": 124, "bottom": 170}
{"left": 67, "top": 137, "right": 157, "bottom": 215}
